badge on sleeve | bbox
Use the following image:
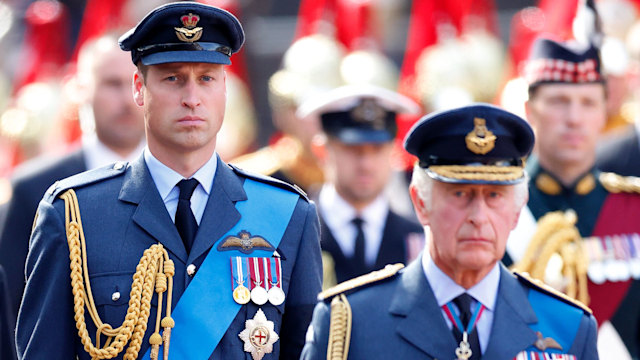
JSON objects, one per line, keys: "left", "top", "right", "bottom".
{"left": 239, "top": 308, "right": 279, "bottom": 360}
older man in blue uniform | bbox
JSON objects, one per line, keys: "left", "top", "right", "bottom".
{"left": 16, "top": 3, "right": 322, "bottom": 360}
{"left": 301, "top": 104, "right": 598, "bottom": 360}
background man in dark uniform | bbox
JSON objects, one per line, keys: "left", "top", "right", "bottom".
{"left": 507, "top": 36, "right": 640, "bottom": 358}
{"left": 0, "top": 31, "right": 145, "bottom": 341}
{"left": 302, "top": 103, "right": 598, "bottom": 360}
{"left": 297, "top": 85, "right": 423, "bottom": 288}
{"left": 16, "top": 3, "right": 321, "bottom": 359}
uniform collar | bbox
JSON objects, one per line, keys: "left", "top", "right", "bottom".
{"left": 318, "top": 183, "right": 388, "bottom": 229}
{"left": 529, "top": 159, "right": 597, "bottom": 196}
{"left": 143, "top": 147, "right": 217, "bottom": 201}
{"left": 422, "top": 252, "right": 499, "bottom": 311}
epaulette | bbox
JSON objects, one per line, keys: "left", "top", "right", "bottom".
{"left": 229, "top": 146, "right": 282, "bottom": 177}
{"left": 44, "top": 162, "right": 128, "bottom": 202}
{"left": 514, "top": 271, "right": 592, "bottom": 314}
{"left": 599, "top": 172, "right": 640, "bottom": 194}
{"left": 228, "top": 163, "right": 308, "bottom": 201}
{"left": 318, "top": 263, "right": 404, "bottom": 301}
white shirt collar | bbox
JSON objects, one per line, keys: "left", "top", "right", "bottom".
{"left": 82, "top": 133, "right": 145, "bottom": 170}
{"left": 143, "top": 147, "right": 217, "bottom": 200}
{"left": 319, "top": 184, "right": 388, "bottom": 263}
{"left": 422, "top": 251, "right": 500, "bottom": 311}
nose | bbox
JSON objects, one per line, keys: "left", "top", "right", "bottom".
{"left": 181, "top": 79, "right": 201, "bottom": 109}
{"left": 467, "top": 195, "right": 490, "bottom": 226}
{"left": 565, "top": 101, "right": 582, "bottom": 127}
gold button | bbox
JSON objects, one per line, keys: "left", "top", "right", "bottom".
{"left": 112, "top": 291, "right": 121, "bottom": 302}
{"left": 187, "top": 264, "right": 197, "bottom": 276}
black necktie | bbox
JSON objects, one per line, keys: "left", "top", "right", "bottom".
{"left": 352, "top": 217, "right": 367, "bottom": 273}
{"left": 175, "top": 178, "right": 199, "bottom": 253}
{"left": 452, "top": 293, "right": 481, "bottom": 360}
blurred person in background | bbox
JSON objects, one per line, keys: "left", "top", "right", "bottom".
{"left": 298, "top": 85, "right": 424, "bottom": 289}
{"left": 0, "top": 31, "right": 145, "bottom": 342}
{"left": 507, "top": 36, "right": 640, "bottom": 359}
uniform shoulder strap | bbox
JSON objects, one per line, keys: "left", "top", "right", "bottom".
{"left": 514, "top": 271, "right": 592, "bottom": 314}
{"left": 599, "top": 172, "right": 640, "bottom": 194}
{"left": 318, "top": 263, "right": 404, "bottom": 301}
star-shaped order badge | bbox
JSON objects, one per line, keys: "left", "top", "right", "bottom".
{"left": 239, "top": 308, "right": 279, "bottom": 360}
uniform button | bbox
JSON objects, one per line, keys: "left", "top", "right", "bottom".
{"left": 113, "top": 162, "right": 125, "bottom": 170}
{"left": 112, "top": 291, "right": 121, "bottom": 302}
{"left": 187, "top": 264, "right": 197, "bottom": 276}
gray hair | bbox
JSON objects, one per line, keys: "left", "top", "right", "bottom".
{"left": 410, "top": 164, "right": 529, "bottom": 211}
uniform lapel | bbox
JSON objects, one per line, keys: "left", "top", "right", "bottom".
{"left": 390, "top": 260, "right": 457, "bottom": 357}
{"left": 119, "top": 155, "right": 188, "bottom": 263}
{"left": 374, "top": 211, "right": 405, "bottom": 269}
{"left": 188, "top": 159, "right": 246, "bottom": 263}
{"left": 482, "top": 265, "right": 538, "bottom": 359}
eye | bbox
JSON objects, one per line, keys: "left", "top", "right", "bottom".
{"left": 165, "top": 75, "right": 178, "bottom": 82}
{"left": 201, "top": 75, "right": 213, "bottom": 82}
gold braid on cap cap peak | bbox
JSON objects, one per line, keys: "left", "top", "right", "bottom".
{"left": 428, "top": 165, "right": 524, "bottom": 182}
{"left": 60, "top": 189, "right": 175, "bottom": 360}
{"left": 512, "top": 210, "right": 590, "bottom": 306}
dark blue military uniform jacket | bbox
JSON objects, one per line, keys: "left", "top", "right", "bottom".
{"left": 16, "top": 154, "right": 322, "bottom": 359}
{"left": 301, "top": 259, "right": 598, "bottom": 360}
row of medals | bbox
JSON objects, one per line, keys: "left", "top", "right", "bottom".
{"left": 584, "top": 233, "right": 640, "bottom": 284}
{"left": 231, "top": 257, "right": 285, "bottom": 306}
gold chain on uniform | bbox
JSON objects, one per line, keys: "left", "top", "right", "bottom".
{"left": 61, "top": 189, "right": 176, "bottom": 359}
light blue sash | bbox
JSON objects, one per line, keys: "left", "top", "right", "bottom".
{"left": 526, "top": 290, "right": 582, "bottom": 353}
{"left": 142, "top": 179, "right": 299, "bottom": 359}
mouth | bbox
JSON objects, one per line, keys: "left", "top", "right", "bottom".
{"left": 177, "top": 116, "right": 205, "bottom": 126}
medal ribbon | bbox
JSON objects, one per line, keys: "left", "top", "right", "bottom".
{"left": 142, "top": 179, "right": 299, "bottom": 359}
{"left": 268, "top": 257, "right": 282, "bottom": 289}
{"left": 263, "top": 258, "right": 271, "bottom": 290}
{"left": 442, "top": 299, "right": 485, "bottom": 335}
{"left": 230, "top": 257, "right": 248, "bottom": 291}
{"left": 250, "top": 257, "right": 263, "bottom": 289}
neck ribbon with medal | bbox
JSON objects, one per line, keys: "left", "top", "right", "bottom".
{"left": 442, "top": 299, "right": 485, "bottom": 360}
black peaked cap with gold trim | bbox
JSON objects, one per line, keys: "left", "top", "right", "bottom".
{"left": 404, "top": 103, "right": 534, "bottom": 184}
{"left": 119, "top": 2, "right": 244, "bottom": 65}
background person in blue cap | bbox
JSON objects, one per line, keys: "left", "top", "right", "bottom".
{"left": 16, "top": 2, "right": 321, "bottom": 360}
{"left": 297, "top": 85, "right": 424, "bottom": 289}
{"left": 507, "top": 35, "right": 640, "bottom": 359}
{"left": 301, "top": 103, "right": 598, "bottom": 360}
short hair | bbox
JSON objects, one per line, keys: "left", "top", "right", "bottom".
{"left": 76, "top": 31, "right": 125, "bottom": 85}
{"left": 410, "top": 164, "right": 529, "bottom": 211}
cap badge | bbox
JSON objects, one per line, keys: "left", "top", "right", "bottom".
{"left": 175, "top": 13, "right": 203, "bottom": 42}
{"left": 465, "top": 117, "right": 496, "bottom": 155}
{"left": 351, "top": 99, "right": 386, "bottom": 129}
{"left": 217, "top": 230, "right": 275, "bottom": 254}
{"left": 239, "top": 308, "right": 279, "bottom": 360}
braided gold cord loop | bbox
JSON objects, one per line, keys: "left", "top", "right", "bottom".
{"left": 60, "top": 189, "right": 175, "bottom": 359}
{"left": 327, "top": 294, "right": 352, "bottom": 360}
{"left": 513, "top": 210, "right": 589, "bottom": 305}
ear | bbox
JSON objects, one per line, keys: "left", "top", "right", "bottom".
{"left": 523, "top": 99, "right": 536, "bottom": 127}
{"left": 409, "top": 185, "right": 430, "bottom": 226}
{"left": 133, "top": 70, "right": 145, "bottom": 107}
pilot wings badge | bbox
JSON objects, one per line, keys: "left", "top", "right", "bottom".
{"left": 217, "top": 230, "right": 275, "bottom": 254}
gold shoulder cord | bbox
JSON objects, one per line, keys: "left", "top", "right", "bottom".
{"left": 327, "top": 294, "right": 351, "bottom": 360}
{"left": 60, "top": 189, "right": 175, "bottom": 360}
{"left": 512, "top": 210, "right": 589, "bottom": 305}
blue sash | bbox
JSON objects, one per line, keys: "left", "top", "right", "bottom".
{"left": 525, "top": 289, "right": 583, "bottom": 353}
{"left": 142, "top": 179, "right": 299, "bottom": 359}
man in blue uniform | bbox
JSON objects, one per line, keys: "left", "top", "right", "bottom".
{"left": 297, "top": 85, "right": 424, "bottom": 288}
{"left": 16, "top": 3, "right": 322, "bottom": 360}
{"left": 301, "top": 104, "right": 598, "bottom": 359}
